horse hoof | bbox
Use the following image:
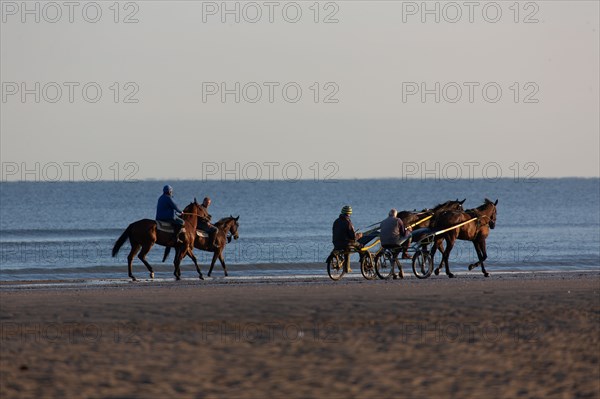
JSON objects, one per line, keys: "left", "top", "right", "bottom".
{"left": 130, "top": 276, "right": 137, "bottom": 282}
{"left": 199, "top": 275, "right": 204, "bottom": 280}
{"left": 207, "top": 273, "right": 211, "bottom": 277}
{"left": 150, "top": 272, "right": 154, "bottom": 279}
{"left": 447, "top": 273, "right": 455, "bottom": 278}
{"left": 434, "top": 269, "right": 440, "bottom": 276}
{"left": 484, "top": 273, "right": 490, "bottom": 277}
{"left": 468, "top": 264, "right": 475, "bottom": 271}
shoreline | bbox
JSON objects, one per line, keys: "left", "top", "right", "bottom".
{"left": 1, "top": 270, "right": 599, "bottom": 291}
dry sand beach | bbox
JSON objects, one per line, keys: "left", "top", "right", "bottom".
{"left": 1, "top": 272, "right": 599, "bottom": 399}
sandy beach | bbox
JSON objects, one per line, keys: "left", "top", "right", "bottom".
{"left": 1, "top": 271, "right": 599, "bottom": 398}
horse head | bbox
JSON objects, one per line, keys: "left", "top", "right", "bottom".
{"left": 452, "top": 198, "right": 466, "bottom": 210}
{"left": 216, "top": 215, "right": 240, "bottom": 241}
{"left": 481, "top": 198, "right": 498, "bottom": 229}
{"left": 229, "top": 215, "right": 240, "bottom": 240}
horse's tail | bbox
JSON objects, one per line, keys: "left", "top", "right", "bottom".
{"left": 112, "top": 224, "right": 132, "bottom": 257}
{"left": 162, "top": 247, "right": 171, "bottom": 262}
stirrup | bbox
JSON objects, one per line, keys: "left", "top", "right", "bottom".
{"left": 175, "top": 232, "right": 184, "bottom": 244}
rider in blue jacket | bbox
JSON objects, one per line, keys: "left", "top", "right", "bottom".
{"left": 156, "top": 185, "right": 184, "bottom": 243}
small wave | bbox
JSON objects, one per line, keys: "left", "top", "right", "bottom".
{"left": 0, "top": 228, "right": 124, "bottom": 241}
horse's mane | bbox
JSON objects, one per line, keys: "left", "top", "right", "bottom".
{"left": 432, "top": 198, "right": 464, "bottom": 212}
{"left": 477, "top": 198, "right": 496, "bottom": 211}
{"left": 215, "top": 216, "right": 235, "bottom": 226}
{"left": 431, "top": 201, "right": 452, "bottom": 211}
{"left": 183, "top": 201, "right": 200, "bottom": 210}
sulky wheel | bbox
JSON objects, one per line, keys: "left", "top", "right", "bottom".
{"left": 360, "top": 253, "right": 377, "bottom": 280}
{"left": 375, "top": 250, "right": 395, "bottom": 280}
{"left": 412, "top": 250, "right": 433, "bottom": 279}
{"left": 327, "top": 251, "right": 345, "bottom": 281}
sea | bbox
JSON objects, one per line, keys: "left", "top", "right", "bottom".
{"left": 0, "top": 178, "right": 598, "bottom": 281}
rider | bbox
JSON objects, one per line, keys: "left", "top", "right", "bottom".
{"left": 331, "top": 205, "right": 363, "bottom": 273}
{"left": 197, "top": 197, "right": 219, "bottom": 249}
{"left": 156, "top": 185, "right": 184, "bottom": 243}
{"left": 380, "top": 208, "right": 412, "bottom": 258}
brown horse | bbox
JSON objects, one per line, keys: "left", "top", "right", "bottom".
{"left": 431, "top": 198, "right": 498, "bottom": 278}
{"left": 163, "top": 216, "right": 239, "bottom": 277}
{"left": 112, "top": 200, "right": 204, "bottom": 281}
{"left": 396, "top": 199, "right": 466, "bottom": 257}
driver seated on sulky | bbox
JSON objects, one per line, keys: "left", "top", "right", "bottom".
{"left": 331, "top": 205, "right": 363, "bottom": 273}
{"left": 379, "top": 208, "right": 412, "bottom": 257}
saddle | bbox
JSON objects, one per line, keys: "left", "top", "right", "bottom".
{"left": 196, "top": 230, "right": 209, "bottom": 238}
{"left": 156, "top": 220, "right": 185, "bottom": 234}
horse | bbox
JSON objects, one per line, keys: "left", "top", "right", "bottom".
{"left": 163, "top": 216, "right": 239, "bottom": 277}
{"left": 396, "top": 199, "right": 466, "bottom": 258}
{"left": 431, "top": 198, "right": 498, "bottom": 278}
{"left": 398, "top": 198, "right": 466, "bottom": 229}
{"left": 112, "top": 199, "right": 204, "bottom": 281}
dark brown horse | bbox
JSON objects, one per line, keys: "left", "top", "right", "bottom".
{"left": 398, "top": 198, "right": 466, "bottom": 229}
{"left": 431, "top": 198, "right": 498, "bottom": 278}
{"left": 163, "top": 216, "right": 239, "bottom": 277}
{"left": 112, "top": 200, "right": 204, "bottom": 281}
{"left": 396, "top": 199, "right": 466, "bottom": 257}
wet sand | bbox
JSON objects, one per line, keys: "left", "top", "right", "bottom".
{"left": 1, "top": 272, "right": 599, "bottom": 398}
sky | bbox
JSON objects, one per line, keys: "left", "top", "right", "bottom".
{"left": 1, "top": 0, "right": 599, "bottom": 181}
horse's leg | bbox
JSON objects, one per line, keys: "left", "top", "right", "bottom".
{"left": 436, "top": 241, "right": 445, "bottom": 263}
{"left": 471, "top": 237, "right": 490, "bottom": 277}
{"left": 188, "top": 249, "right": 204, "bottom": 280}
{"left": 162, "top": 247, "right": 171, "bottom": 263}
{"left": 127, "top": 244, "right": 141, "bottom": 281}
{"left": 218, "top": 251, "right": 228, "bottom": 277}
{"left": 432, "top": 237, "right": 444, "bottom": 275}
{"left": 173, "top": 247, "right": 182, "bottom": 280}
{"left": 468, "top": 240, "right": 483, "bottom": 270}
{"left": 442, "top": 236, "right": 456, "bottom": 278}
{"left": 138, "top": 243, "right": 155, "bottom": 279}
{"left": 208, "top": 252, "right": 218, "bottom": 277}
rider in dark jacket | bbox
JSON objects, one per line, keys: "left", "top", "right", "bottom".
{"left": 156, "top": 185, "right": 184, "bottom": 243}
{"left": 333, "top": 212, "right": 357, "bottom": 249}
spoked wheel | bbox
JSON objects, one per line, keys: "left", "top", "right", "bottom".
{"left": 327, "top": 252, "right": 345, "bottom": 281}
{"left": 375, "top": 250, "right": 395, "bottom": 280}
{"left": 360, "top": 253, "right": 377, "bottom": 280}
{"left": 412, "top": 250, "right": 433, "bottom": 279}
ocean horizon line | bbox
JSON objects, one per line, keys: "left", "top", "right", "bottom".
{"left": 2, "top": 176, "right": 599, "bottom": 184}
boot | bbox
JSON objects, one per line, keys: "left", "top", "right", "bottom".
{"left": 209, "top": 231, "right": 218, "bottom": 249}
{"left": 174, "top": 225, "right": 183, "bottom": 244}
